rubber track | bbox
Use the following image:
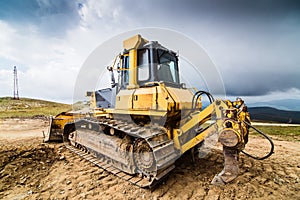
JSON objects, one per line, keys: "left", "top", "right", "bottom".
{"left": 64, "top": 118, "right": 178, "bottom": 188}
{"left": 65, "top": 143, "right": 170, "bottom": 188}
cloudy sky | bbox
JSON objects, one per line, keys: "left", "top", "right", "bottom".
{"left": 0, "top": 0, "right": 300, "bottom": 105}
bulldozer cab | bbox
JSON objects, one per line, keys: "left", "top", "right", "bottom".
{"left": 89, "top": 35, "right": 184, "bottom": 111}
{"left": 117, "top": 35, "right": 180, "bottom": 90}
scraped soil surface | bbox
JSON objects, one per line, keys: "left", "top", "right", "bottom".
{"left": 0, "top": 118, "right": 299, "bottom": 200}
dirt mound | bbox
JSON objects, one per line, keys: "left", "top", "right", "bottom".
{"left": 0, "top": 139, "right": 64, "bottom": 199}
{"left": 0, "top": 142, "right": 54, "bottom": 191}
{"left": 0, "top": 119, "right": 299, "bottom": 199}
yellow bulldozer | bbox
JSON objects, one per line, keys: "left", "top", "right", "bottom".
{"left": 44, "top": 35, "right": 273, "bottom": 187}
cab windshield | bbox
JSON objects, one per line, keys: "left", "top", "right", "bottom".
{"left": 157, "top": 49, "right": 179, "bottom": 84}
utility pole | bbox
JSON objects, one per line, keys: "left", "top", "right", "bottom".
{"left": 13, "top": 66, "right": 19, "bottom": 100}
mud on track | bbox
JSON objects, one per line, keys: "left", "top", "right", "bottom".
{"left": 0, "top": 118, "right": 299, "bottom": 200}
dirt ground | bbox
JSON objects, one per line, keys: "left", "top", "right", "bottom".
{"left": 0, "top": 118, "right": 299, "bottom": 200}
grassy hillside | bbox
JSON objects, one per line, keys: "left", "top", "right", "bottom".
{"left": 250, "top": 125, "right": 300, "bottom": 141}
{"left": 0, "top": 97, "right": 72, "bottom": 118}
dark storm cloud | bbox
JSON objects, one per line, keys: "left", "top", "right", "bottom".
{"left": 1, "top": 0, "right": 299, "bottom": 100}
{"left": 123, "top": 0, "right": 300, "bottom": 96}
{"left": 0, "top": 0, "right": 82, "bottom": 36}
{"left": 123, "top": 0, "right": 300, "bottom": 25}
{"left": 224, "top": 68, "right": 300, "bottom": 96}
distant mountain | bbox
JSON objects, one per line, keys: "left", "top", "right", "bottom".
{"left": 247, "top": 99, "right": 300, "bottom": 111}
{"left": 248, "top": 107, "right": 300, "bottom": 124}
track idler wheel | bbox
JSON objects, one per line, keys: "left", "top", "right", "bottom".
{"left": 133, "top": 139, "right": 156, "bottom": 177}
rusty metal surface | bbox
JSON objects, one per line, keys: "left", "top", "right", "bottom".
{"left": 211, "top": 147, "right": 239, "bottom": 185}
{"left": 218, "top": 129, "right": 239, "bottom": 147}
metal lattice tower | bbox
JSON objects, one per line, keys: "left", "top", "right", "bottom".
{"left": 13, "top": 66, "right": 19, "bottom": 100}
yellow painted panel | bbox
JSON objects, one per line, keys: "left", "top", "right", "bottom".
{"left": 123, "top": 34, "right": 148, "bottom": 50}
{"left": 165, "top": 87, "right": 194, "bottom": 110}
{"left": 127, "top": 49, "right": 138, "bottom": 89}
{"left": 180, "top": 103, "right": 214, "bottom": 133}
{"left": 132, "top": 87, "right": 155, "bottom": 110}
{"left": 109, "top": 109, "right": 166, "bottom": 116}
{"left": 181, "top": 125, "right": 217, "bottom": 153}
{"left": 115, "top": 89, "right": 134, "bottom": 110}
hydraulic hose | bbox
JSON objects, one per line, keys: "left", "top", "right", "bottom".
{"left": 180, "top": 90, "right": 215, "bottom": 122}
{"left": 192, "top": 91, "right": 215, "bottom": 110}
{"left": 241, "top": 120, "right": 274, "bottom": 160}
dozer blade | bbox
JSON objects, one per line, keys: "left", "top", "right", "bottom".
{"left": 44, "top": 116, "right": 64, "bottom": 142}
{"left": 44, "top": 112, "right": 76, "bottom": 142}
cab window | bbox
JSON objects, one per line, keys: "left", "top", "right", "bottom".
{"left": 157, "top": 49, "right": 179, "bottom": 84}
{"left": 138, "top": 49, "right": 150, "bottom": 81}
{"left": 122, "top": 56, "right": 129, "bottom": 84}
